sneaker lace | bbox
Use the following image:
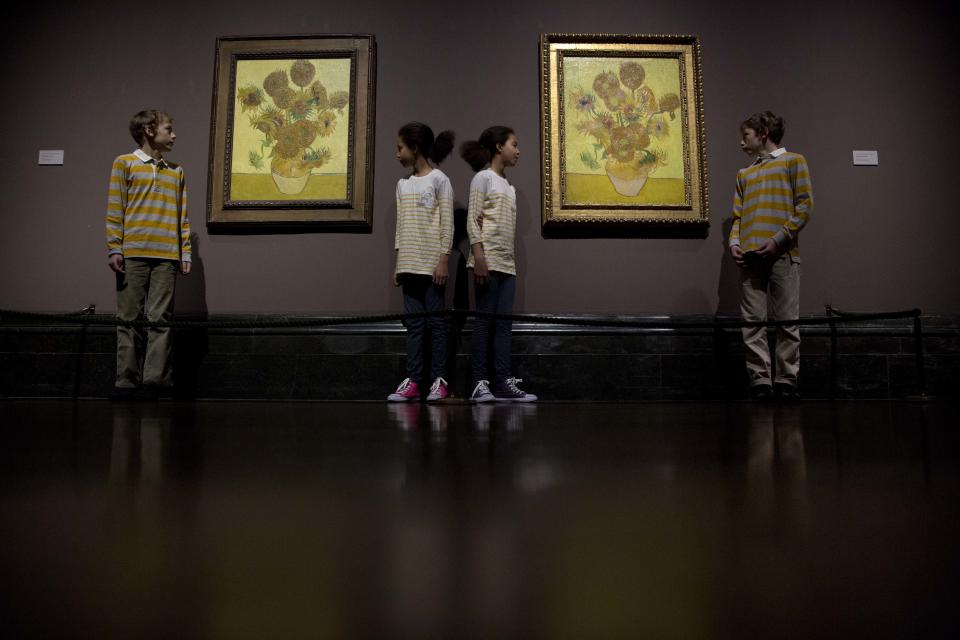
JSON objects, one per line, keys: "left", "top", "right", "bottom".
{"left": 431, "top": 377, "right": 448, "bottom": 393}
{"left": 395, "top": 378, "right": 412, "bottom": 392}
{"left": 473, "top": 380, "right": 491, "bottom": 396}
{"left": 505, "top": 377, "right": 524, "bottom": 393}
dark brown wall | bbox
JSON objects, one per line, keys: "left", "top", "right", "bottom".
{"left": 2, "top": 0, "right": 958, "bottom": 314}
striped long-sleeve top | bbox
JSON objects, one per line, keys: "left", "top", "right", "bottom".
{"left": 394, "top": 168, "right": 454, "bottom": 275}
{"left": 466, "top": 169, "right": 517, "bottom": 276}
{"left": 729, "top": 148, "right": 812, "bottom": 260}
{"left": 105, "top": 149, "right": 191, "bottom": 262}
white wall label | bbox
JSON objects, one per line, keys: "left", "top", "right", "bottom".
{"left": 38, "top": 150, "right": 64, "bottom": 165}
{"left": 852, "top": 150, "right": 879, "bottom": 166}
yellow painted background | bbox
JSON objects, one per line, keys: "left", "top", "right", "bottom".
{"left": 230, "top": 58, "right": 351, "bottom": 201}
{"left": 562, "top": 56, "right": 686, "bottom": 206}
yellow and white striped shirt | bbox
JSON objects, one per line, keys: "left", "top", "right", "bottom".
{"left": 105, "top": 149, "right": 191, "bottom": 262}
{"left": 466, "top": 169, "right": 517, "bottom": 275}
{"left": 394, "top": 168, "right": 454, "bottom": 275}
{"left": 729, "top": 148, "right": 812, "bottom": 260}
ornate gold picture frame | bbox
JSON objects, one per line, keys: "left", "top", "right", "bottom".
{"left": 540, "top": 33, "right": 707, "bottom": 229}
{"left": 207, "top": 34, "right": 376, "bottom": 230}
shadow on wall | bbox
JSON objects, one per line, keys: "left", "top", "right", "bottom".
{"left": 173, "top": 233, "right": 208, "bottom": 399}
{"left": 174, "top": 232, "right": 208, "bottom": 316}
{"left": 716, "top": 217, "right": 741, "bottom": 315}
{"left": 515, "top": 190, "right": 532, "bottom": 312}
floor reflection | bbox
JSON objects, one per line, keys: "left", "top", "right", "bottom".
{"left": 745, "top": 404, "right": 808, "bottom": 534}
{"left": 1, "top": 399, "right": 957, "bottom": 638}
{"left": 388, "top": 402, "right": 537, "bottom": 436}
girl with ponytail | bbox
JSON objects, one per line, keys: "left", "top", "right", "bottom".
{"left": 387, "top": 122, "right": 456, "bottom": 403}
{"left": 460, "top": 126, "right": 536, "bottom": 403}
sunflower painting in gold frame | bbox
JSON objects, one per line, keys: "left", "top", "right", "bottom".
{"left": 208, "top": 35, "right": 376, "bottom": 230}
{"left": 540, "top": 34, "right": 708, "bottom": 228}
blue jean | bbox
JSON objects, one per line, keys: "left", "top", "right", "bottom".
{"left": 401, "top": 274, "right": 447, "bottom": 383}
{"left": 471, "top": 271, "right": 515, "bottom": 385}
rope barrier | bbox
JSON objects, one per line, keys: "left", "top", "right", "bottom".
{"left": 0, "top": 305, "right": 930, "bottom": 397}
{"left": 0, "top": 306, "right": 923, "bottom": 331}
{"left": 463, "top": 308, "right": 922, "bottom": 330}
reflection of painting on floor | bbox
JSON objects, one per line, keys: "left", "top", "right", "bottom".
{"left": 562, "top": 56, "right": 686, "bottom": 206}
{"left": 230, "top": 58, "right": 352, "bottom": 201}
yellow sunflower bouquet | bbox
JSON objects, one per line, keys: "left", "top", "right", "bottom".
{"left": 569, "top": 61, "right": 681, "bottom": 195}
{"left": 236, "top": 60, "right": 349, "bottom": 193}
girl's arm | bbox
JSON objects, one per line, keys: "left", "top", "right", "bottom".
{"left": 434, "top": 176, "right": 455, "bottom": 285}
{"left": 466, "top": 174, "right": 489, "bottom": 284}
{"left": 466, "top": 173, "right": 485, "bottom": 249}
{"left": 394, "top": 181, "right": 402, "bottom": 286}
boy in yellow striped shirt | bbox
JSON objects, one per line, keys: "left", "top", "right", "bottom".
{"left": 729, "top": 111, "right": 813, "bottom": 401}
{"left": 105, "top": 110, "right": 191, "bottom": 399}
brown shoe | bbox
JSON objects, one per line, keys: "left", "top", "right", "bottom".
{"left": 775, "top": 383, "right": 801, "bottom": 402}
{"left": 749, "top": 384, "right": 773, "bottom": 402}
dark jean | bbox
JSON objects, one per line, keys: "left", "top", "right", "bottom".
{"left": 471, "top": 271, "right": 516, "bottom": 386}
{"left": 115, "top": 258, "right": 178, "bottom": 388}
{"left": 401, "top": 274, "right": 447, "bottom": 383}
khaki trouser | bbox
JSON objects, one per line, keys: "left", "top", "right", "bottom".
{"left": 115, "top": 258, "right": 177, "bottom": 388}
{"left": 739, "top": 255, "right": 800, "bottom": 388}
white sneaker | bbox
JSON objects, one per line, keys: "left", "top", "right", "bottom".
{"left": 470, "top": 379, "right": 495, "bottom": 403}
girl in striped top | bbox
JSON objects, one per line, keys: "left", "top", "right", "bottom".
{"left": 388, "top": 122, "right": 456, "bottom": 403}
{"left": 461, "top": 126, "right": 536, "bottom": 403}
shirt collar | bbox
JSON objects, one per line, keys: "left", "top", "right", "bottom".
{"left": 134, "top": 148, "right": 167, "bottom": 168}
{"left": 753, "top": 147, "right": 787, "bottom": 165}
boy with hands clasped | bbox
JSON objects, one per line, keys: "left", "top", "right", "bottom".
{"left": 729, "top": 111, "right": 813, "bottom": 402}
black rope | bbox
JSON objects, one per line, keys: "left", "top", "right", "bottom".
{"left": 0, "top": 308, "right": 431, "bottom": 329}
{"left": 0, "top": 306, "right": 923, "bottom": 331}
{"left": 462, "top": 308, "right": 922, "bottom": 330}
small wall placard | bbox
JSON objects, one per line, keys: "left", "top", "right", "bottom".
{"left": 38, "top": 150, "right": 64, "bottom": 165}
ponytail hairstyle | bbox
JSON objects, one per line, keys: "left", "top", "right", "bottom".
{"left": 459, "top": 125, "right": 515, "bottom": 171}
{"left": 398, "top": 121, "right": 456, "bottom": 165}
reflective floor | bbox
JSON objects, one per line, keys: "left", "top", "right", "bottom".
{"left": 2, "top": 399, "right": 958, "bottom": 639}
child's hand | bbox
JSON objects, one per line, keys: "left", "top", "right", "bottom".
{"left": 472, "top": 244, "right": 489, "bottom": 284}
{"left": 433, "top": 256, "right": 449, "bottom": 286}
{"left": 181, "top": 261, "right": 192, "bottom": 275}
{"left": 730, "top": 244, "right": 746, "bottom": 267}
{"left": 473, "top": 255, "right": 489, "bottom": 285}
{"left": 108, "top": 254, "right": 125, "bottom": 273}
{"left": 754, "top": 238, "right": 778, "bottom": 258}
{"left": 393, "top": 273, "right": 401, "bottom": 287}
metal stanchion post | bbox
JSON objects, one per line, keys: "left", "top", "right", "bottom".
{"left": 826, "top": 305, "right": 838, "bottom": 400}
{"left": 913, "top": 315, "right": 927, "bottom": 398}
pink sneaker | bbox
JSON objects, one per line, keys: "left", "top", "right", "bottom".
{"left": 388, "top": 378, "right": 419, "bottom": 402}
{"left": 426, "top": 377, "right": 449, "bottom": 402}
